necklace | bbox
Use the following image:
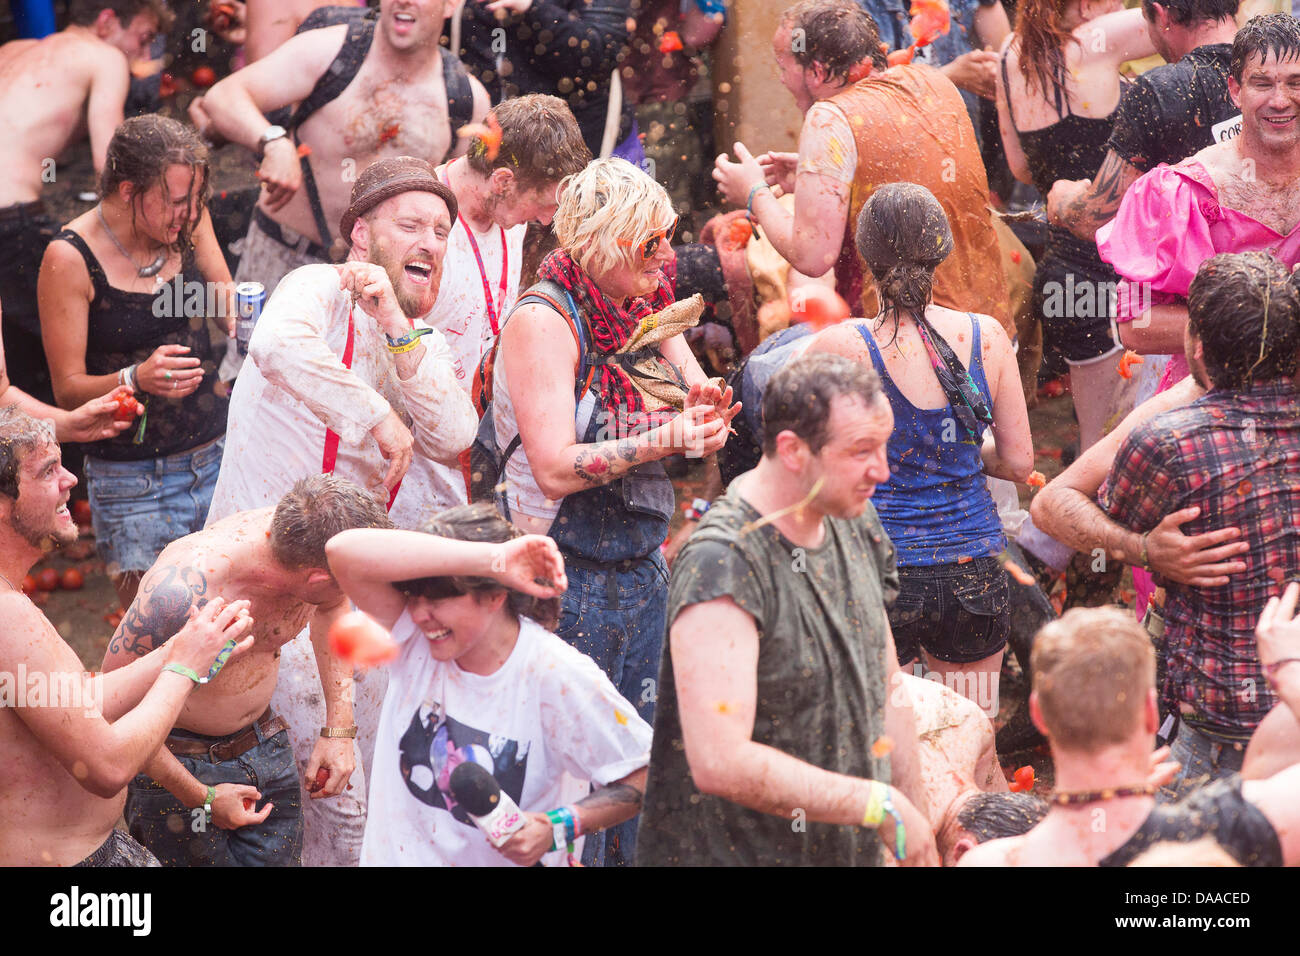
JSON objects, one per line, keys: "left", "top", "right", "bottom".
{"left": 96, "top": 205, "right": 168, "bottom": 281}
{"left": 1050, "top": 783, "right": 1157, "bottom": 806}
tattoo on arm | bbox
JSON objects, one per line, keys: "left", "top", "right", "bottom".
{"left": 572, "top": 446, "right": 620, "bottom": 484}
{"left": 109, "top": 564, "right": 209, "bottom": 657}
{"left": 616, "top": 438, "right": 639, "bottom": 462}
{"left": 573, "top": 782, "right": 644, "bottom": 815}
{"left": 1068, "top": 151, "right": 1138, "bottom": 234}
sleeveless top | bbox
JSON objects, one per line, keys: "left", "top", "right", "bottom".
{"left": 1000, "top": 51, "right": 1120, "bottom": 267}
{"left": 856, "top": 314, "right": 1005, "bottom": 566}
{"left": 1099, "top": 775, "right": 1282, "bottom": 867}
{"left": 827, "top": 65, "right": 1010, "bottom": 333}
{"left": 54, "top": 229, "right": 228, "bottom": 462}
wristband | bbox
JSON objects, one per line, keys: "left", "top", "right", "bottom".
{"left": 386, "top": 327, "right": 433, "bottom": 353}
{"left": 163, "top": 662, "right": 205, "bottom": 684}
{"left": 202, "top": 785, "right": 217, "bottom": 819}
{"left": 120, "top": 364, "right": 138, "bottom": 392}
{"left": 861, "top": 780, "right": 889, "bottom": 826}
{"left": 205, "top": 638, "right": 237, "bottom": 682}
{"left": 320, "top": 725, "right": 358, "bottom": 738}
{"left": 746, "top": 182, "right": 770, "bottom": 217}
{"left": 1139, "top": 532, "right": 1151, "bottom": 572}
{"left": 881, "top": 791, "right": 907, "bottom": 862}
{"left": 546, "top": 807, "right": 577, "bottom": 853}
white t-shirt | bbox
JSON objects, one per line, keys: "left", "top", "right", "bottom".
{"left": 361, "top": 611, "right": 652, "bottom": 867}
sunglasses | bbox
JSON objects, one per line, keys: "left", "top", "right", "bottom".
{"left": 618, "top": 217, "right": 679, "bottom": 261}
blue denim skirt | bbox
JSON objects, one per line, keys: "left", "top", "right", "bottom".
{"left": 85, "top": 438, "right": 224, "bottom": 575}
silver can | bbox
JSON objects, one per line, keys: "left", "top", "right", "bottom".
{"left": 236, "top": 282, "right": 266, "bottom": 356}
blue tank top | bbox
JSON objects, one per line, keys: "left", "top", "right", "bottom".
{"left": 856, "top": 316, "right": 1005, "bottom": 566}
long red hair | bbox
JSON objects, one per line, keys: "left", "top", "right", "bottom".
{"left": 1013, "top": 0, "right": 1079, "bottom": 96}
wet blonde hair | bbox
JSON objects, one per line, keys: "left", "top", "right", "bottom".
{"left": 552, "top": 158, "right": 676, "bottom": 278}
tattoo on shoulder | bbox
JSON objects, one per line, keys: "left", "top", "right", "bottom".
{"left": 109, "top": 564, "right": 210, "bottom": 657}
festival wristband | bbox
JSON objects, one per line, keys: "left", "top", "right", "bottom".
{"left": 1139, "top": 532, "right": 1151, "bottom": 571}
{"left": 747, "top": 182, "right": 770, "bottom": 218}
{"left": 861, "top": 780, "right": 889, "bottom": 826}
{"left": 205, "top": 638, "right": 237, "bottom": 682}
{"left": 163, "top": 662, "right": 205, "bottom": 685}
{"left": 386, "top": 327, "right": 433, "bottom": 353}
{"left": 202, "top": 785, "right": 217, "bottom": 817}
{"left": 881, "top": 791, "right": 907, "bottom": 862}
{"left": 546, "top": 807, "right": 577, "bottom": 852}
{"left": 320, "top": 726, "right": 358, "bottom": 738}
{"left": 684, "top": 497, "right": 711, "bottom": 522}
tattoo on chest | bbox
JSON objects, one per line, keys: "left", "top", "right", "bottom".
{"left": 110, "top": 564, "right": 209, "bottom": 657}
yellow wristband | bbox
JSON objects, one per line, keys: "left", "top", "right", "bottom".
{"left": 861, "top": 781, "right": 889, "bottom": 827}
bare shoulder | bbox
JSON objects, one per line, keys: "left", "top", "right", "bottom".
{"left": 503, "top": 300, "right": 578, "bottom": 353}
{"left": 0, "top": 593, "right": 58, "bottom": 654}
{"left": 806, "top": 320, "right": 870, "bottom": 359}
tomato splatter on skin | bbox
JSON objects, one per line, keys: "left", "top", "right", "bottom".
{"left": 378, "top": 124, "right": 401, "bottom": 145}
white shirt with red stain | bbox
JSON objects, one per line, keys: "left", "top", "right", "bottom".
{"left": 207, "top": 263, "right": 478, "bottom": 530}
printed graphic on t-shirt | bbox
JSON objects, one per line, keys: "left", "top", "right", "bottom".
{"left": 397, "top": 701, "right": 529, "bottom": 824}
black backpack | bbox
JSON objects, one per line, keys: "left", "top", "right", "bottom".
{"left": 268, "top": 6, "right": 475, "bottom": 246}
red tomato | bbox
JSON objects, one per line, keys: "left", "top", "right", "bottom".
{"left": 308, "top": 768, "right": 330, "bottom": 794}
{"left": 21, "top": 575, "right": 37, "bottom": 596}
{"left": 658, "top": 30, "right": 683, "bottom": 53}
{"left": 60, "top": 568, "right": 84, "bottom": 591}
{"left": 159, "top": 72, "right": 177, "bottom": 98}
{"left": 191, "top": 66, "right": 217, "bottom": 88}
{"left": 112, "top": 395, "right": 142, "bottom": 422}
{"left": 36, "top": 568, "right": 60, "bottom": 592}
{"left": 72, "top": 499, "right": 92, "bottom": 525}
{"left": 328, "top": 611, "right": 399, "bottom": 669}
{"left": 789, "top": 286, "right": 851, "bottom": 331}
{"left": 243, "top": 798, "right": 255, "bottom": 811}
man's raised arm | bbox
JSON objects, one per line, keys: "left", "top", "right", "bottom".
{"left": 670, "top": 596, "right": 938, "bottom": 865}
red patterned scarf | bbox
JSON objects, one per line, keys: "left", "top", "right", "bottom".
{"left": 538, "top": 248, "right": 678, "bottom": 434}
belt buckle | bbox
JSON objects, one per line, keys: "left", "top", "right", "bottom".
{"left": 208, "top": 740, "right": 225, "bottom": 763}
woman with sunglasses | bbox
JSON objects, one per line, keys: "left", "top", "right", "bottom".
{"left": 807, "top": 183, "right": 1034, "bottom": 718}
{"left": 486, "top": 158, "right": 738, "bottom": 866}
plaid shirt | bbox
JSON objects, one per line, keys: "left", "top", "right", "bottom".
{"left": 1099, "top": 379, "right": 1300, "bottom": 738}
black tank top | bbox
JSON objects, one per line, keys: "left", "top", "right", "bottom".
{"left": 1099, "top": 775, "right": 1283, "bottom": 867}
{"left": 1001, "top": 51, "right": 1120, "bottom": 265}
{"left": 54, "top": 229, "right": 228, "bottom": 462}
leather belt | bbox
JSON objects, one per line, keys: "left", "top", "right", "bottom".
{"left": 165, "top": 707, "right": 288, "bottom": 762}
{"left": 253, "top": 206, "right": 330, "bottom": 261}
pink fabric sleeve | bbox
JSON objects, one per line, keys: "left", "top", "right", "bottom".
{"left": 1096, "top": 164, "right": 1216, "bottom": 325}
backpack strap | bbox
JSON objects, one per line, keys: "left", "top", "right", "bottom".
{"left": 286, "top": 8, "right": 378, "bottom": 246}
{"left": 442, "top": 48, "right": 475, "bottom": 145}
{"left": 511, "top": 279, "right": 595, "bottom": 400}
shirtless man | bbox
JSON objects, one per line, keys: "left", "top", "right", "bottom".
{"left": 198, "top": 0, "right": 489, "bottom": 297}
{"left": 0, "top": 406, "right": 253, "bottom": 867}
{"left": 0, "top": 0, "right": 167, "bottom": 400}
{"left": 959, "top": 607, "right": 1300, "bottom": 867}
{"left": 1099, "top": 15, "right": 1300, "bottom": 370}
{"left": 101, "top": 474, "right": 391, "bottom": 866}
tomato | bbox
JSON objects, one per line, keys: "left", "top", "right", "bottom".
{"left": 191, "top": 66, "right": 217, "bottom": 88}
{"left": 789, "top": 285, "right": 851, "bottom": 331}
{"left": 328, "top": 611, "right": 398, "bottom": 668}
{"left": 36, "top": 568, "right": 59, "bottom": 592}
{"left": 112, "top": 395, "right": 143, "bottom": 422}
{"left": 159, "top": 72, "right": 177, "bottom": 98}
{"left": 308, "top": 768, "right": 330, "bottom": 794}
{"left": 60, "top": 568, "right": 84, "bottom": 591}
{"left": 658, "top": 30, "right": 683, "bottom": 53}
{"left": 21, "top": 575, "right": 37, "bottom": 596}
{"left": 72, "top": 499, "right": 93, "bottom": 525}
{"left": 243, "top": 798, "right": 255, "bottom": 811}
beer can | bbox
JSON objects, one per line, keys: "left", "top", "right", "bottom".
{"left": 235, "top": 282, "right": 266, "bottom": 356}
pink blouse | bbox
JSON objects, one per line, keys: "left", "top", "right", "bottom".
{"left": 1098, "top": 160, "right": 1300, "bottom": 389}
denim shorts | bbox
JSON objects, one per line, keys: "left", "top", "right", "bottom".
{"left": 85, "top": 438, "right": 223, "bottom": 575}
{"left": 889, "top": 556, "right": 1010, "bottom": 664}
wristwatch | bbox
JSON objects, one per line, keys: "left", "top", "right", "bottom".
{"left": 258, "top": 124, "right": 289, "bottom": 155}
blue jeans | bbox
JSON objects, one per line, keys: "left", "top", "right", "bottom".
{"left": 1160, "top": 721, "right": 1247, "bottom": 803}
{"left": 556, "top": 549, "right": 668, "bottom": 867}
{"left": 125, "top": 720, "right": 303, "bottom": 867}
{"left": 86, "top": 438, "right": 223, "bottom": 575}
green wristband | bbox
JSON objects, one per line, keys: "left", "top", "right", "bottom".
{"left": 203, "top": 785, "right": 216, "bottom": 817}
{"left": 163, "top": 662, "right": 205, "bottom": 684}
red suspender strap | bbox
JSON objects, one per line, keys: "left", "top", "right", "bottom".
{"left": 321, "top": 304, "right": 402, "bottom": 510}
